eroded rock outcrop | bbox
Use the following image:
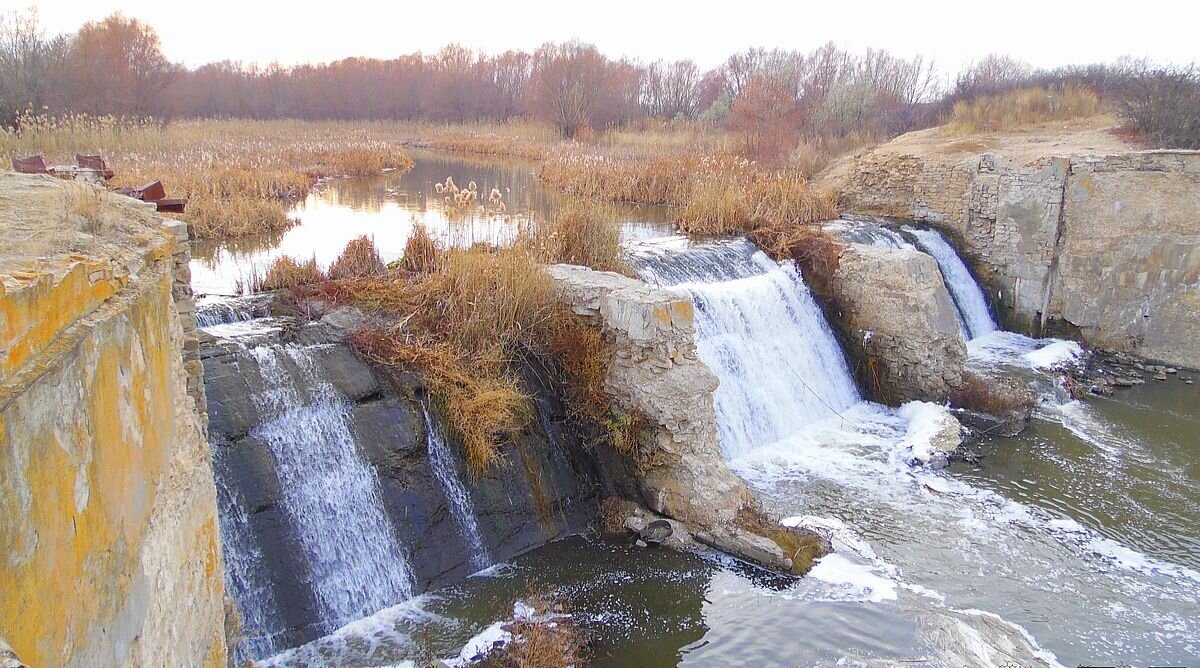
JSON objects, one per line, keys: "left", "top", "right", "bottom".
{"left": 832, "top": 138, "right": 1200, "bottom": 369}
{"left": 548, "top": 264, "right": 800, "bottom": 573}
{"left": 827, "top": 244, "right": 967, "bottom": 403}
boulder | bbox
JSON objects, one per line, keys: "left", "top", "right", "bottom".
{"left": 828, "top": 244, "right": 967, "bottom": 403}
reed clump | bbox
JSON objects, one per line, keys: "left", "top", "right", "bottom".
{"left": 401, "top": 222, "right": 441, "bottom": 273}
{"left": 528, "top": 202, "right": 629, "bottom": 274}
{"left": 346, "top": 243, "right": 561, "bottom": 476}
{"left": 331, "top": 213, "right": 632, "bottom": 475}
{"left": 258, "top": 255, "right": 326, "bottom": 292}
{"left": 944, "top": 85, "right": 1102, "bottom": 134}
{"left": 328, "top": 235, "right": 386, "bottom": 279}
{"left": 539, "top": 150, "right": 837, "bottom": 235}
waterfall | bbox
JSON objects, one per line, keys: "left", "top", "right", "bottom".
{"left": 634, "top": 238, "right": 860, "bottom": 459}
{"left": 246, "top": 344, "right": 416, "bottom": 631}
{"left": 903, "top": 226, "right": 997, "bottom": 340}
{"left": 212, "top": 446, "right": 285, "bottom": 662}
{"left": 419, "top": 402, "right": 492, "bottom": 572}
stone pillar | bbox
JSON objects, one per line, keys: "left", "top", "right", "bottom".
{"left": 162, "top": 219, "right": 208, "bottom": 427}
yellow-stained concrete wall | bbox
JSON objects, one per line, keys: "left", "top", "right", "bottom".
{"left": 0, "top": 192, "right": 225, "bottom": 666}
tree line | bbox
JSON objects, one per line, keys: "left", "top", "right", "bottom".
{"left": 2, "top": 10, "right": 1197, "bottom": 151}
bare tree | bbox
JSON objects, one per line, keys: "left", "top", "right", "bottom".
{"left": 526, "top": 41, "right": 610, "bottom": 138}
{"left": 66, "top": 13, "right": 178, "bottom": 117}
{"left": 0, "top": 8, "right": 66, "bottom": 125}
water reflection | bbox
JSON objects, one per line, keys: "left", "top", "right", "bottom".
{"left": 190, "top": 149, "right": 676, "bottom": 296}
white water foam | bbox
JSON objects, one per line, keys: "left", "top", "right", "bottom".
{"left": 247, "top": 344, "right": 417, "bottom": 631}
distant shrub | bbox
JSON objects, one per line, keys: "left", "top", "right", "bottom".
{"left": 1115, "top": 64, "right": 1200, "bottom": 149}
{"left": 327, "top": 235, "right": 385, "bottom": 279}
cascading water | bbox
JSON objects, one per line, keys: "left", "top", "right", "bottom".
{"left": 634, "top": 238, "right": 860, "bottom": 458}
{"left": 196, "top": 295, "right": 271, "bottom": 328}
{"left": 903, "top": 226, "right": 997, "bottom": 340}
{"left": 420, "top": 402, "right": 492, "bottom": 572}
{"left": 243, "top": 343, "right": 416, "bottom": 631}
{"left": 212, "top": 446, "right": 286, "bottom": 662}
{"left": 636, "top": 236, "right": 1199, "bottom": 663}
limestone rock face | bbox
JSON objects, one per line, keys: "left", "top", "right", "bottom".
{"left": 829, "top": 244, "right": 967, "bottom": 403}
{"left": 836, "top": 145, "right": 1200, "bottom": 369}
{"left": 548, "top": 264, "right": 753, "bottom": 529}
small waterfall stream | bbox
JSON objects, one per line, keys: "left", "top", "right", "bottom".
{"left": 903, "top": 226, "right": 997, "bottom": 340}
{"left": 212, "top": 448, "right": 285, "bottom": 661}
{"left": 243, "top": 343, "right": 416, "bottom": 631}
{"left": 420, "top": 402, "right": 492, "bottom": 572}
{"left": 634, "top": 239, "right": 860, "bottom": 457}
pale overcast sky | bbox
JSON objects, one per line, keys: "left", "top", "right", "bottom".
{"left": 8, "top": 0, "right": 1200, "bottom": 74}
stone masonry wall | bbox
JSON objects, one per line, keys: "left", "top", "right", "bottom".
{"left": 0, "top": 176, "right": 225, "bottom": 667}
{"left": 839, "top": 149, "right": 1200, "bottom": 368}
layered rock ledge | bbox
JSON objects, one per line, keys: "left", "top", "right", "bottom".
{"left": 828, "top": 244, "right": 966, "bottom": 403}
{"left": 0, "top": 173, "right": 225, "bottom": 666}
{"left": 831, "top": 135, "right": 1200, "bottom": 369}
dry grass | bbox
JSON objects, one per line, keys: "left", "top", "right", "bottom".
{"left": 750, "top": 223, "right": 845, "bottom": 296}
{"left": 539, "top": 150, "right": 838, "bottom": 235}
{"left": 537, "top": 153, "right": 697, "bottom": 205}
{"left": 328, "top": 235, "right": 386, "bottom": 280}
{"left": 258, "top": 255, "right": 326, "bottom": 292}
{"left": 328, "top": 211, "right": 632, "bottom": 475}
{"left": 949, "top": 370, "right": 1037, "bottom": 418}
{"left": 526, "top": 202, "right": 628, "bottom": 274}
{"left": 60, "top": 181, "right": 110, "bottom": 235}
{"left": 400, "top": 119, "right": 558, "bottom": 162}
{"left": 2, "top": 113, "right": 415, "bottom": 239}
{"left": 944, "top": 85, "right": 1102, "bottom": 134}
{"left": 401, "top": 222, "right": 442, "bottom": 273}
{"left": 735, "top": 504, "right": 831, "bottom": 576}
{"left": 343, "top": 244, "right": 561, "bottom": 476}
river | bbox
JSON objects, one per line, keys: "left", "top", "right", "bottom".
{"left": 198, "top": 151, "right": 1199, "bottom": 667}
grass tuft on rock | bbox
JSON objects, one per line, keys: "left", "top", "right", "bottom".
{"left": 735, "top": 504, "right": 831, "bottom": 576}
{"left": 258, "top": 255, "right": 326, "bottom": 292}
